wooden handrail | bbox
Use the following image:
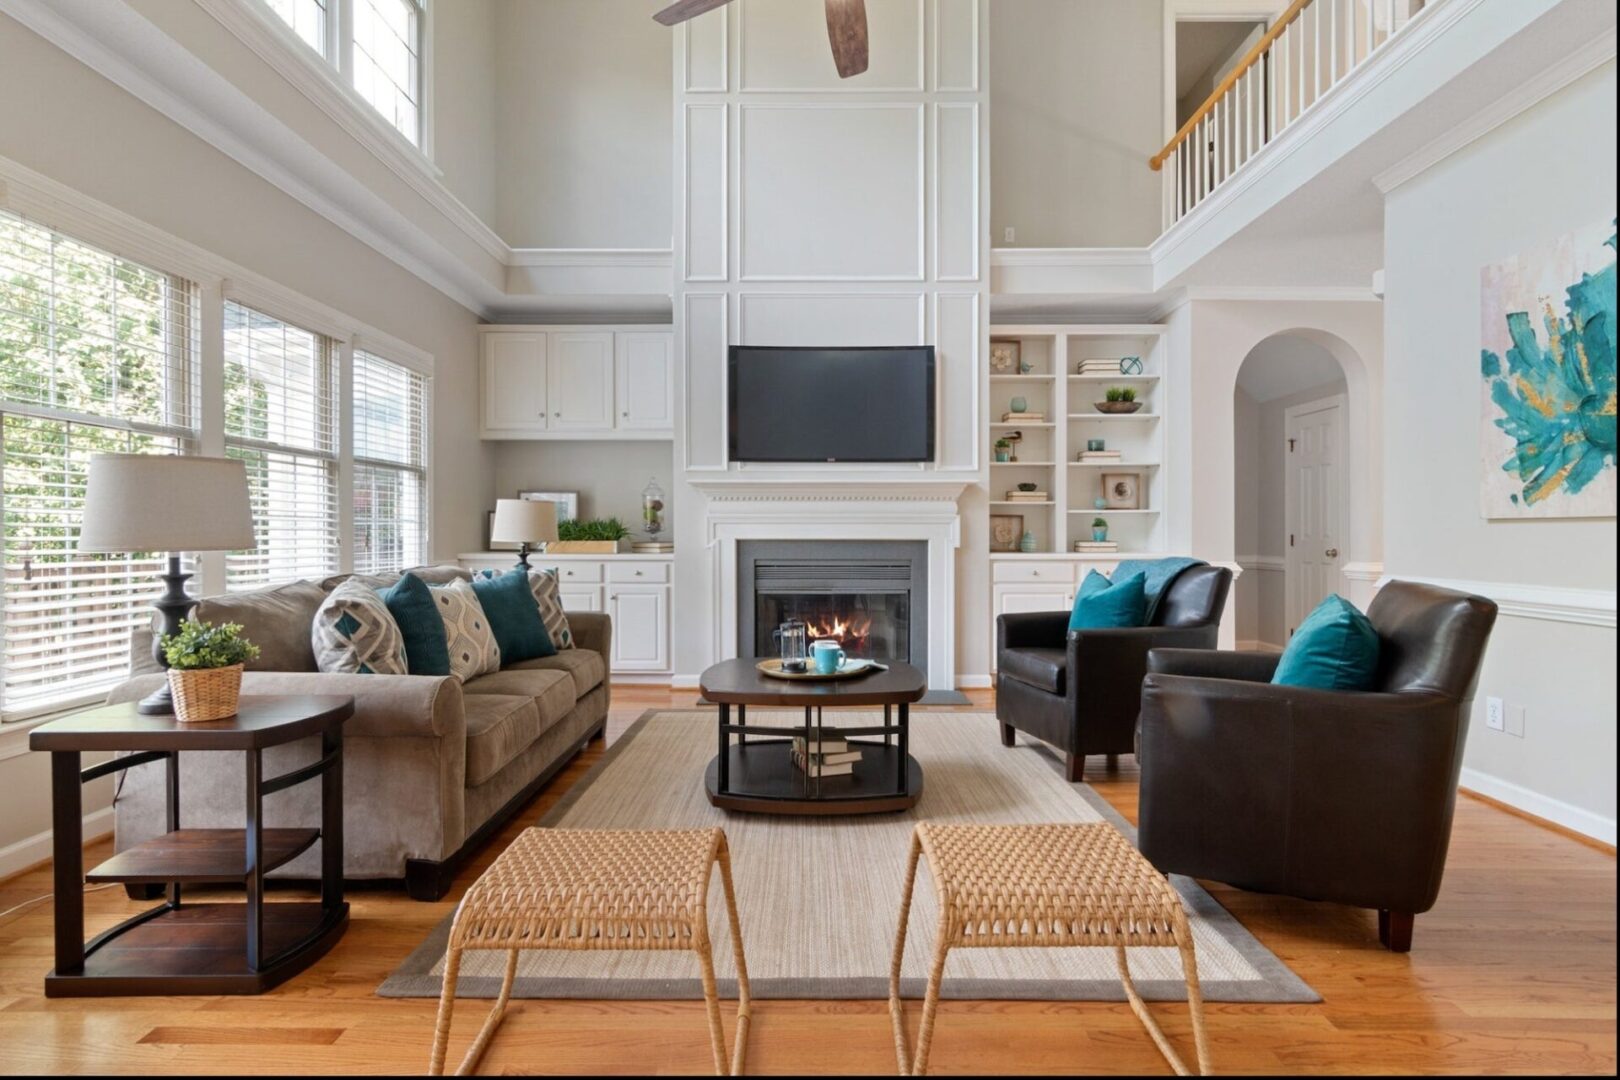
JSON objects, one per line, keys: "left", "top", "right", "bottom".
{"left": 1150, "top": 0, "right": 1315, "bottom": 172}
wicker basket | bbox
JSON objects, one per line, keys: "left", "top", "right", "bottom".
{"left": 168, "top": 663, "right": 244, "bottom": 724}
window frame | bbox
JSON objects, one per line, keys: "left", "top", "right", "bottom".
{"left": 350, "top": 349, "right": 431, "bottom": 576}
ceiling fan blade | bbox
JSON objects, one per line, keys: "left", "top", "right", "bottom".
{"left": 652, "top": 0, "right": 734, "bottom": 28}
{"left": 824, "top": 0, "right": 870, "bottom": 78}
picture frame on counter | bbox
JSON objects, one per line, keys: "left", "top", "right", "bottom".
{"left": 519, "top": 490, "right": 579, "bottom": 523}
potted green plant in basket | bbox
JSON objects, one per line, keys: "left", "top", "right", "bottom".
{"left": 1096, "top": 386, "right": 1142, "bottom": 414}
{"left": 162, "top": 621, "right": 260, "bottom": 723}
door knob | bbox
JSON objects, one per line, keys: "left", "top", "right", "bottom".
{"left": 1325, "top": 548, "right": 1339, "bottom": 558}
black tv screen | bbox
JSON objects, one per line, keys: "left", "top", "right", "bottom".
{"left": 728, "top": 346, "right": 936, "bottom": 463}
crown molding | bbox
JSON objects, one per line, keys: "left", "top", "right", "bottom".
{"left": 1372, "top": 27, "right": 1617, "bottom": 194}
{"left": 507, "top": 248, "right": 676, "bottom": 269}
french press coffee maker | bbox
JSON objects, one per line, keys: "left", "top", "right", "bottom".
{"left": 772, "top": 620, "right": 809, "bottom": 673}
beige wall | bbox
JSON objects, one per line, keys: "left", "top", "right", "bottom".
{"left": 991, "top": 0, "right": 1164, "bottom": 247}
{"left": 1383, "top": 62, "right": 1616, "bottom": 837}
{"left": 492, "top": 0, "right": 673, "bottom": 249}
{"left": 433, "top": 0, "right": 499, "bottom": 224}
{"left": 0, "top": 12, "right": 491, "bottom": 867}
{"left": 489, "top": 441, "right": 676, "bottom": 540}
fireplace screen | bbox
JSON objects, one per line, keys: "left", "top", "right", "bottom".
{"left": 755, "top": 591, "right": 910, "bottom": 661}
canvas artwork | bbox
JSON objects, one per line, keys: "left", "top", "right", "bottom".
{"left": 1479, "top": 218, "right": 1617, "bottom": 519}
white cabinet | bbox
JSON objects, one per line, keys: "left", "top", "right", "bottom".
{"left": 608, "top": 585, "right": 670, "bottom": 672}
{"left": 481, "top": 333, "right": 547, "bottom": 435}
{"left": 616, "top": 333, "right": 675, "bottom": 431}
{"left": 547, "top": 332, "right": 616, "bottom": 430}
{"left": 558, "top": 587, "right": 603, "bottom": 613}
{"left": 480, "top": 327, "right": 673, "bottom": 439}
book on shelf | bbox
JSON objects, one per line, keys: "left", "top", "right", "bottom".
{"left": 1005, "top": 491, "right": 1049, "bottom": 501}
{"left": 793, "top": 756, "right": 855, "bottom": 778}
{"left": 1078, "top": 361, "right": 1130, "bottom": 374}
{"left": 792, "top": 735, "right": 850, "bottom": 755}
{"left": 1001, "top": 412, "right": 1045, "bottom": 423}
{"left": 1075, "top": 541, "right": 1119, "bottom": 553}
{"left": 1077, "top": 451, "right": 1122, "bottom": 461}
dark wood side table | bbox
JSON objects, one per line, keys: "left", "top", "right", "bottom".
{"left": 29, "top": 695, "right": 354, "bottom": 997}
{"left": 699, "top": 659, "right": 927, "bottom": 815}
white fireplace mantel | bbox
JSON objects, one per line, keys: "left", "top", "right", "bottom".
{"left": 693, "top": 478, "right": 967, "bottom": 691}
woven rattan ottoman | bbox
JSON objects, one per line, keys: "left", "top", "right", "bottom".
{"left": 429, "top": 827, "right": 752, "bottom": 1076}
{"left": 889, "top": 822, "right": 1211, "bottom": 1076}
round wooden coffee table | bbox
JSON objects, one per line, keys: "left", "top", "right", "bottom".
{"left": 698, "top": 659, "right": 927, "bottom": 815}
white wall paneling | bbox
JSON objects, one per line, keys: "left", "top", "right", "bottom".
{"left": 934, "top": 293, "right": 981, "bottom": 472}
{"left": 736, "top": 293, "right": 927, "bottom": 347}
{"left": 681, "top": 292, "right": 730, "bottom": 472}
{"left": 934, "top": 0, "right": 981, "bottom": 92}
{"left": 738, "top": 103, "right": 926, "bottom": 281}
{"left": 684, "top": 7, "right": 729, "bottom": 93}
{"left": 684, "top": 103, "right": 729, "bottom": 282}
{"left": 738, "top": 0, "right": 925, "bottom": 93}
{"left": 934, "top": 103, "right": 981, "bottom": 281}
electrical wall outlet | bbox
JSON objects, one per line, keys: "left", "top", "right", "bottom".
{"left": 1507, "top": 704, "right": 1526, "bottom": 738}
{"left": 1003, "top": 226, "right": 1016, "bottom": 244}
{"left": 1485, "top": 696, "right": 1505, "bottom": 731}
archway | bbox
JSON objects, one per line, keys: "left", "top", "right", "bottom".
{"left": 1232, "top": 330, "right": 1364, "bottom": 647}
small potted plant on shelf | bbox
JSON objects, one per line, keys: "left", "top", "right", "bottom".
{"left": 551, "top": 517, "right": 631, "bottom": 554}
{"left": 1096, "top": 386, "right": 1142, "bottom": 414}
{"left": 994, "top": 437, "right": 1011, "bottom": 463}
{"left": 1091, "top": 517, "right": 1109, "bottom": 542}
{"left": 162, "top": 621, "right": 260, "bottom": 723}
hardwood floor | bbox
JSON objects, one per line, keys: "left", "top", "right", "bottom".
{"left": 1, "top": 684, "right": 1614, "bottom": 1075}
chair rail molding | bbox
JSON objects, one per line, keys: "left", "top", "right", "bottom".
{"left": 1377, "top": 574, "right": 1617, "bottom": 630}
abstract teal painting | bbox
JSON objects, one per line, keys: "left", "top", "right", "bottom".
{"left": 1480, "top": 219, "right": 1617, "bottom": 519}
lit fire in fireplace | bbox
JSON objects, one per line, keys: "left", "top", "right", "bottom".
{"left": 805, "top": 612, "right": 874, "bottom": 652}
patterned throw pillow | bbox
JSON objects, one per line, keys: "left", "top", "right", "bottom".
{"left": 527, "top": 569, "right": 575, "bottom": 650}
{"left": 311, "top": 578, "right": 408, "bottom": 675}
{"left": 428, "top": 578, "right": 502, "bottom": 681}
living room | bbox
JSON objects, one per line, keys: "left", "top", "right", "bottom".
{"left": 0, "top": 0, "right": 1614, "bottom": 1075}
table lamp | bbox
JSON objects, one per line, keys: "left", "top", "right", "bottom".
{"left": 490, "top": 498, "right": 558, "bottom": 569}
{"left": 78, "top": 455, "right": 255, "bottom": 715}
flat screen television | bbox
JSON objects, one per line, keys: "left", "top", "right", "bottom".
{"left": 728, "top": 345, "right": 936, "bottom": 463}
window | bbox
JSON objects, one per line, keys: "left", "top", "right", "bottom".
{"left": 223, "top": 301, "right": 340, "bottom": 591}
{"left": 260, "top": 0, "right": 425, "bottom": 148}
{"left": 352, "top": 350, "right": 427, "bottom": 575}
{"left": 0, "top": 210, "right": 198, "bottom": 720}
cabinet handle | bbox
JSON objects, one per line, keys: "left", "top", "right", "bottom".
{"left": 623, "top": 411, "right": 630, "bottom": 418}
{"left": 554, "top": 411, "right": 561, "bottom": 417}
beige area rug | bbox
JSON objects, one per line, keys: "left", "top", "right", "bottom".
{"left": 379, "top": 709, "right": 1317, "bottom": 1003}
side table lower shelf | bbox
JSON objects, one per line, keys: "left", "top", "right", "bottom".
{"left": 46, "top": 901, "right": 349, "bottom": 997}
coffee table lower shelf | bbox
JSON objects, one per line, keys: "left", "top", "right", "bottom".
{"left": 704, "top": 739, "right": 923, "bottom": 816}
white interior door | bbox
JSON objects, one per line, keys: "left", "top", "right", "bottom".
{"left": 1285, "top": 396, "right": 1345, "bottom": 636}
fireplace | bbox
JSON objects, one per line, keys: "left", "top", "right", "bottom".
{"left": 738, "top": 540, "right": 929, "bottom": 672}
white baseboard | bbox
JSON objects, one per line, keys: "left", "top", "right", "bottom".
{"left": 608, "top": 673, "right": 675, "bottom": 686}
{"left": 671, "top": 674, "right": 701, "bottom": 690}
{"left": 0, "top": 805, "right": 115, "bottom": 882}
{"left": 1459, "top": 767, "right": 1616, "bottom": 846}
{"left": 956, "top": 675, "right": 992, "bottom": 690}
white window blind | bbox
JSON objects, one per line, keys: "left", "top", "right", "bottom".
{"left": 223, "top": 301, "right": 340, "bottom": 591}
{"left": 352, "top": 349, "right": 427, "bottom": 575}
{"left": 264, "top": 0, "right": 330, "bottom": 58}
{"left": 352, "top": 0, "right": 422, "bottom": 145}
{"left": 0, "top": 209, "right": 198, "bottom": 720}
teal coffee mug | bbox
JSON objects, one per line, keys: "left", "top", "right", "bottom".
{"left": 812, "top": 640, "right": 846, "bottom": 675}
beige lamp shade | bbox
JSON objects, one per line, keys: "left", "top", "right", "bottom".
{"left": 78, "top": 454, "right": 255, "bottom": 554}
{"left": 490, "top": 498, "right": 559, "bottom": 546}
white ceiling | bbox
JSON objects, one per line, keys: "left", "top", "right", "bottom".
{"left": 1235, "top": 336, "right": 1346, "bottom": 402}
{"left": 1176, "top": 20, "right": 1264, "bottom": 100}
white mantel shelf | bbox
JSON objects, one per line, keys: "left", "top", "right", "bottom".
{"left": 687, "top": 478, "right": 972, "bottom": 502}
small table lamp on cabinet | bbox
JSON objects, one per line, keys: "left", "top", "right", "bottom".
{"left": 491, "top": 498, "right": 558, "bottom": 569}
{"left": 78, "top": 454, "right": 255, "bottom": 715}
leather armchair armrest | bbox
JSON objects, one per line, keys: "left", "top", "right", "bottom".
{"left": 106, "top": 671, "right": 465, "bottom": 740}
{"left": 1146, "top": 647, "right": 1281, "bottom": 683}
{"left": 998, "top": 610, "right": 1071, "bottom": 653}
{"left": 1067, "top": 626, "right": 1220, "bottom": 684}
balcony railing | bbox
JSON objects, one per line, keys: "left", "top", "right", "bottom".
{"left": 1153, "top": 0, "right": 1432, "bottom": 226}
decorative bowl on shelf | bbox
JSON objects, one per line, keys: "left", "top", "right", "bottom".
{"left": 1016, "top": 482, "right": 1038, "bottom": 492}
{"left": 1094, "top": 401, "right": 1143, "bottom": 414}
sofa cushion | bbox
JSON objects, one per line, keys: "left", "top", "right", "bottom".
{"left": 527, "top": 570, "right": 575, "bottom": 650}
{"left": 429, "top": 579, "right": 502, "bottom": 681}
{"left": 464, "top": 668, "right": 576, "bottom": 726}
{"left": 321, "top": 564, "right": 472, "bottom": 591}
{"left": 194, "top": 580, "right": 326, "bottom": 672}
{"left": 311, "top": 579, "right": 408, "bottom": 675}
{"left": 506, "top": 648, "right": 606, "bottom": 700}
{"left": 471, "top": 568, "right": 555, "bottom": 663}
{"left": 462, "top": 693, "right": 545, "bottom": 788}
{"left": 1000, "top": 646, "right": 1067, "bottom": 695}
{"left": 379, "top": 572, "right": 452, "bottom": 677}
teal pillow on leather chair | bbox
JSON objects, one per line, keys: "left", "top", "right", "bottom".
{"left": 1273, "top": 594, "right": 1380, "bottom": 691}
{"left": 1068, "top": 569, "right": 1148, "bottom": 631}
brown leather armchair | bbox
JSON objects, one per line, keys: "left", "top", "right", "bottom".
{"left": 996, "top": 565, "right": 1232, "bottom": 782}
{"left": 1136, "top": 580, "right": 1498, "bottom": 952}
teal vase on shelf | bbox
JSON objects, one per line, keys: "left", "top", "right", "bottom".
{"left": 1009, "top": 396, "right": 1028, "bottom": 414}
{"left": 1018, "top": 531, "right": 1037, "bottom": 553}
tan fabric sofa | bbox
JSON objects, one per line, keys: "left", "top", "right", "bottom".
{"left": 107, "top": 565, "right": 610, "bottom": 900}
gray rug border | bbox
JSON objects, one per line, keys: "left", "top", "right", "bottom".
{"left": 378, "top": 708, "right": 1320, "bottom": 1004}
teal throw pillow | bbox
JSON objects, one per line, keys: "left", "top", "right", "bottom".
{"left": 378, "top": 572, "right": 452, "bottom": 677}
{"left": 1272, "top": 594, "right": 1381, "bottom": 691}
{"left": 1068, "top": 570, "right": 1148, "bottom": 631}
{"left": 470, "top": 567, "right": 555, "bottom": 663}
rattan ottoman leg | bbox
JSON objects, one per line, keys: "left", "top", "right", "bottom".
{"left": 888, "top": 831, "right": 924, "bottom": 1076}
{"left": 696, "top": 930, "right": 729, "bottom": 1076}
{"left": 1177, "top": 931, "right": 1213, "bottom": 1076}
{"left": 1113, "top": 943, "right": 1195, "bottom": 1077}
{"left": 911, "top": 918, "right": 951, "bottom": 1077}
{"left": 716, "top": 839, "right": 752, "bottom": 1076}
{"left": 429, "top": 946, "right": 462, "bottom": 1076}
{"left": 451, "top": 948, "right": 521, "bottom": 1076}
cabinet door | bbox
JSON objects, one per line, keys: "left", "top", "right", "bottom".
{"left": 547, "top": 332, "right": 616, "bottom": 430}
{"left": 615, "top": 332, "right": 674, "bottom": 431}
{"left": 559, "top": 586, "right": 603, "bottom": 614}
{"left": 994, "top": 586, "right": 1073, "bottom": 616}
{"left": 482, "top": 334, "right": 547, "bottom": 434}
{"left": 609, "top": 586, "right": 669, "bottom": 671}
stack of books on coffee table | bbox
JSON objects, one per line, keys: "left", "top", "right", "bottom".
{"left": 792, "top": 735, "right": 862, "bottom": 777}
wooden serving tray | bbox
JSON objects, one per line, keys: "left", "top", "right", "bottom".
{"left": 755, "top": 658, "right": 885, "bottom": 682}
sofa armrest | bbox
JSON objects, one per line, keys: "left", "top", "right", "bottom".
{"left": 1146, "top": 647, "right": 1280, "bottom": 683}
{"left": 997, "top": 611, "right": 1071, "bottom": 654}
{"left": 106, "top": 671, "right": 465, "bottom": 740}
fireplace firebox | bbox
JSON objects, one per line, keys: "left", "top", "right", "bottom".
{"left": 738, "top": 541, "right": 928, "bottom": 673}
